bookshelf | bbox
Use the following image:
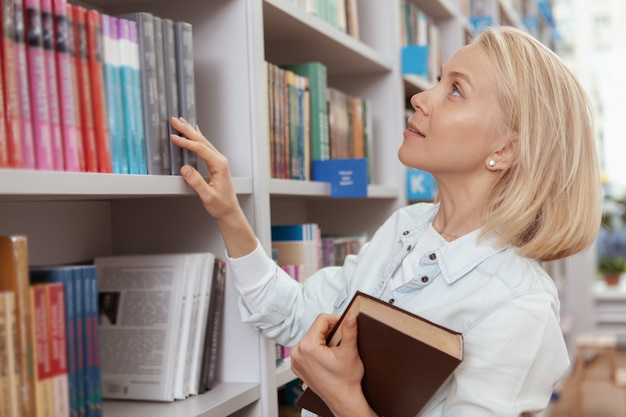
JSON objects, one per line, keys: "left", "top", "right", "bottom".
{"left": 0, "top": 0, "right": 545, "bottom": 416}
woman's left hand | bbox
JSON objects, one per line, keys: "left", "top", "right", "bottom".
{"left": 290, "top": 313, "right": 376, "bottom": 417}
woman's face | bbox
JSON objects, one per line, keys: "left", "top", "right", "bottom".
{"left": 399, "top": 43, "right": 509, "bottom": 177}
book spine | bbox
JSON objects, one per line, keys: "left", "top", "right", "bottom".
{"left": 72, "top": 267, "right": 86, "bottom": 417}
{"left": 51, "top": 0, "right": 80, "bottom": 171}
{"left": 14, "top": 0, "right": 37, "bottom": 169}
{"left": 71, "top": 5, "right": 98, "bottom": 172}
{"left": 46, "top": 282, "right": 70, "bottom": 417}
{"left": 0, "top": 45, "right": 7, "bottom": 167}
{"left": 30, "top": 284, "right": 54, "bottom": 417}
{"left": 1, "top": 0, "right": 24, "bottom": 167}
{"left": 162, "top": 18, "right": 181, "bottom": 175}
{"left": 128, "top": 20, "right": 147, "bottom": 175}
{"left": 86, "top": 9, "right": 112, "bottom": 173}
{"left": 64, "top": 3, "right": 85, "bottom": 171}
{"left": 41, "top": 0, "right": 64, "bottom": 170}
{"left": 0, "top": 292, "right": 21, "bottom": 417}
{"left": 25, "top": 0, "right": 55, "bottom": 170}
{"left": 174, "top": 21, "right": 197, "bottom": 168}
{"left": 102, "top": 15, "right": 128, "bottom": 174}
{"left": 201, "top": 258, "right": 225, "bottom": 391}
{"left": 152, "top": 16, "right": 171, "bottom": 175}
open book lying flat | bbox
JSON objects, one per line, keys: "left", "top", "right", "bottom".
{"left": 297, "top": 291, "right": 463, "bottom": 417}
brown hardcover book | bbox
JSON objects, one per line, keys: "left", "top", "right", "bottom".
{"left": 296, "top": 291, "right": 463, "bottom": 417}
{"left": 0, "top": 235, "right": 34, "bottom": 417}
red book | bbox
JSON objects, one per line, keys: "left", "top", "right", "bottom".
{"left": 46, "top": 282, "right": 70, "bottom": 417}
{"left": 0, "top": 48, "right": 7, "bottom": 167}
{"left": 64, "top": 3, "right": 85, "bottom": 171}
{"left": 14, "top": 0, "right": 37, "bottom": 168}
{"left": 86, "top": 9, "right": 111, "bottom": 173}
{"left": 41, "top": 0, "right": 64, "bottom": 170}
{"left": 1, "top": 0, "right": 24, "bottom": 167}
{"left": 52, "top": 0, "right": 80, "bottom": 171}
{"left": 24, "top": 0, "right": 54, "bottom": 170}
{"left": 70, "top": 4, "right": 97, "bottom": 172}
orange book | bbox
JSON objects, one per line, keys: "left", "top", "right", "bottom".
{"left": 46, "top": 282, "right": 70, "bottom": 417}
{"left": 29, "top": 284, "right": 54, "bottom": 417}
{"left": 70, "top": 5, "right": 98, "bottom": 172}
{"left": 0, "top": 235, "right": 35, "bottom": 417}
{"left": 86, "top": 9, "right": 112, "bottom": 173}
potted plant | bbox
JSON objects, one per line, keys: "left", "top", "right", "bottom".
{"left": 598, "top": 255, "right": 626, "bottom": 286}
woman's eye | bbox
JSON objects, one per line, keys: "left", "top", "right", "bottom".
{"left": 451, "top": 84, "right": 461, "bottom": 97}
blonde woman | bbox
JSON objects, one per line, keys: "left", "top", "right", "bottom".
{"left": 170, "top": 25, "right": 601, "bottom": 417}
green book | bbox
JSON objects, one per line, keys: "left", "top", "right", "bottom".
{"left": 282, "top": 62, "right": 330, "bottom": 162}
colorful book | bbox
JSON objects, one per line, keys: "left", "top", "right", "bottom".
{"left": 0, "top": 291, "right": 20, "bottom": 417}
{"left": 0, "top": 49, "right": 7, "bottom": 167}
{"left": 86, "top": 9, "right": 112, "bottom": 173}
{"left": 297, "top": 291, "right": 463, "bottom": 417}
{"left": 72, "top": 267, "right": 86, "bottom": 417}
{"left": 174, "top": 20, "right": 197, "bottom": 169}
{"left": 0, "top": 235, "right": 35, "bottom": 417}
{"left": 15, "top": 0, "right": 37, "bottom": 169}
{"left": 29, "top": 284, "right": 54, "bottom": 417}
{"left": 71, "top": 5, "right": 98, "bottom": 172}
{"left": 119, "top": 12, "right": 163, "bottom": 175}
{"left": 24, "top": 0, "right": 54, "bottom": 170}
{"left": 1, "top": 0, "right": 24, "bottom": 167}
{"left": 128, "top": 20, "right": 147, "bottom": 175}
{"left": 162, "top": 18, "right": 181, "bottom": 175}
{"left": 46, "top": 282, "right": 70, "bottom": 417}
{"left": 101, "top": 14, "right": 128, "bottom": 174}
{"left": 52, "top": 0, "right": 80, "bottom": 171}
{"left": 30, "top": 266, "right": 78, "bottom": 417}
{"left": 41, "top": 0, "right": 64, "bottom": 170}
{"left": 81, "top": 265, "right": 100, "bottom": 417}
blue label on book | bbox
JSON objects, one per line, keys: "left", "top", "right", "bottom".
{"left": 406, "top": 168, "right": 437, "bottom": 201}
{"left": 312, "top": 159, "right": 367, "bottom": 198}
{"left": 401, "top": 45, "right": 429, "bottom": 77}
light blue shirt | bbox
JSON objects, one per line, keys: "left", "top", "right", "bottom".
{"left": 229, "top": 203, "right": 570, "bottom": 416}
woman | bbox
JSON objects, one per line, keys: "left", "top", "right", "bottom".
{"left": 169, "top": 25, "right": 601, "bottom": 417}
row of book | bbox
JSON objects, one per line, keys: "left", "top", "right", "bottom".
{"left": 266, "top": 61, "right": 373, "bottom": 181}
{"left": 399, "top": 1, "right": 442, "bottom": 82}
{"left": 0, "top": 235, "right": 226, "bottom": 417}
{"left": 286, "top": 0, "right": 359, "bottom": 39}
{"left": 0, "top": 1, "right": 196, "bottom": 175}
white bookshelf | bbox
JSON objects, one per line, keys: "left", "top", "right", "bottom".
{"left": 0, "top": 1, "right": 540, "bottom": 416}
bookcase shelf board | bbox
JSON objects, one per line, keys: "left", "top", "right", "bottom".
{"left": 413, "top": 0, "right": 458, "bottom": 20}
{"left": 269, "top": 179, "right": 398, "bottom": 199}
{"left": 103, "top": 382, "right": 260, "bottom": 417}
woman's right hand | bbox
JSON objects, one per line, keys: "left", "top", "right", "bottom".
{"left": 169, "top": 117, "right": 258, "bottom": 258}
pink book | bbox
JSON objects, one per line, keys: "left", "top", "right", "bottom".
{"left": 14, "top": 0, "right": 37, "bottom": 169}
{"left": 52, "top": 0, "right": 80, "bottom": 171}
{"left": 41, "top": 0, "right": 63, "bottom": 170}
{"left": 24, "top": 0, "right": 54, "bottom": 170}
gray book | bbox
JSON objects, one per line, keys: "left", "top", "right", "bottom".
{"left": 174, "top": 20, "right": 197, "bottom": 169}
{"left": 162, "top": 18, "right": 182, "bottom": 175}
{"left": 153, "top": 16, "right": 171, "bottom": 175}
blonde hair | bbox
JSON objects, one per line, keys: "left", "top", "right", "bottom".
{"left": 473, "top": 26, "right": 601, "bottom": 261}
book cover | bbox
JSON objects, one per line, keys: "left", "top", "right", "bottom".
{"left": 198, "top": 257, "right": 226, "bottom": 393}
{"left": 45, "top": 282, "right": 70, "bottom": 417}
{"left": 29, "top": 284, "right": 54, "bottom": 417}
{"left": 0, "top": 51, "right": 7, "bottom": 167}
{"left": 64, "top": 2, "right": 86, "bottom": 172}
{"left": 297, "top": 291, "right": 463, "bottom": 417}
{"left": 72, "top": 266, "right": 86, "bottom": 417}
{"left": 95, "top": 253, "right": 204, "bottom": 401}
{"left": 71, "top": 5, "right": 98, "bottom": 172}
{"left": 86, "top": 9, "right": 112, "bottom": 173}
{"left": 282, "top": 62, "right": 330, "bottom": 165}
{"left": 162, "top": 18, "right": 181, "bottom": 175}
{"left": 0, "top": 235, "right": 35, "bottom": 417}
{"left": 0, "top": 291, "right": 20, "bottom": 417}
{"left": 81, "top": 265, "right": 100, "bottom": 417}
{"left": 30, "top": 266, "right": 79, "bottom": 417}
{"left": 41, "top": 0, "right": 64, "bottom": 170}
{"left": 174, "top": 20, "right": 197, "bottom": 169}
{"left": 152, "top": 15, "right": 171, "bottom": 175}
{"left": 52, "top": 0, "right": 80, "bottom": 172}
{"left": 128, "top": 20, "right": 147, "bottom": 175}
{"left": 119, "top": 12, "right": 163, "bottom": 175}
{"left": 101, "top": 14, "right": 128, "bottom": 174}
{"left": 1, "top": 0, "right": 24, "bottom": 167}
{"left": 24, "top": 0, "right": 54, "bottom": 171}
{"left": 14, "top": 0, "right": 37, "bottom": 169}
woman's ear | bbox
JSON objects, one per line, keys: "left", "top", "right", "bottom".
{"left": 487, "top": 134, "right": 518, "bottom": 171}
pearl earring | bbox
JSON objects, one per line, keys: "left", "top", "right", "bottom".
{"left": 488, "top": 160, "right": 496, "bottom": 168}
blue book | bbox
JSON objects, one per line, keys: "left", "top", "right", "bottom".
{"left": 72, "top": 267, "right": 87, "bottom": 417}
{"left": 81, "top": 265, "right": 101, "bottom": 417}
{"left": 271, "top": 223, "right": 318, "bottom": 242}
{"left": 30, "top": 266, "right": 78, "bottom": 417}
{"left": 128, "top": 21, "right": 147, "bottom": 175}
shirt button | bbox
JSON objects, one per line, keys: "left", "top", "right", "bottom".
{"left": 429, "top": 253, "right": 437, "bottom": 260}
{"left": 389, "top": 298, "right": 395, "bottom": 304}
{"left": 402, "top": 230, "right": 409, "bottom": 236}
{"left": 407, "top": 245, "right": 412, "bottom": 251}
{"left": 421, "top": 276, "right": 429, "bottom": 283}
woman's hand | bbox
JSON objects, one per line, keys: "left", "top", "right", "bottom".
{"left": 291, "top": 314, "right": 377, "bottom": 417}
{"left": 169, "top": 117, "right": 257, "bottom": 258}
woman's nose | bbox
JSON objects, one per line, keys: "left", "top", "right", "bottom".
{"left": 410, "top": 91, "right": 430, "bottom": 116}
